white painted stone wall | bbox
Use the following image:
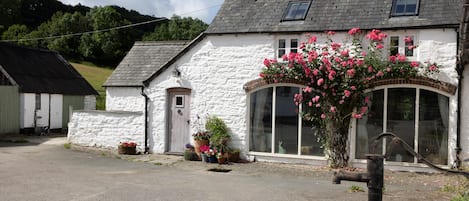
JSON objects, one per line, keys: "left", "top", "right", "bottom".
{"left": 106, "top": 87, "right": 145, "bottom": 112}
{"left": 143, "top": 29, "right": 459, "bottom": 162}
{"left": 67, "top": 110, "right": 145, "bottom": 152}
{"left": 84, "top": 95, "right": 96, "bottom": 110}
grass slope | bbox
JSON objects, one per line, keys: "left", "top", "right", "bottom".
{"left": 70, "top": 62, "right": 113, "bottom": 110}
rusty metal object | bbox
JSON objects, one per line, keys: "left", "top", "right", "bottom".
{"left": 372, "top": 132, "right": 469, "bottom": 178}
{"left": 333, "top": 154, "right": 384, "bottom": 201}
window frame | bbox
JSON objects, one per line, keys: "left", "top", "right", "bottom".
{"left": 391, "top": 0, "right": 420, "bottom": 17}
{"left": 248, "top": 84, "right": 325, "bottom": 159}
{"left": 276, "top": 37, "right": 300, "bottom": 59}
{"left": 350, "top": 85, "right": 452, "bottom": 166}
{"left": 387, "top": 33, "right": 417, "bottom": 60}
{"left": 281, "top": 1, "right": 312, "bottom": 21}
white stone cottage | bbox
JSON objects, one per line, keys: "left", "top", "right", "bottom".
{"left": 69, "top": 0, "right": 469, "bottom": 169}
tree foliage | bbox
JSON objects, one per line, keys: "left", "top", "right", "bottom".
{"left": 143, "top": 15, "right": 208, "bottom": 41}
{"left": 1, "top": 1, "right": 208, "bottom": 67}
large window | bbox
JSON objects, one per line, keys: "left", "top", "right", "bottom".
{"left": 249, "top": 86, "right": 324, "bottom": 156}
{"left": 391, "top": 0, "right": 419, "bottom": 16}
{"left": 355, "top": 87, "right": 449, "bottom": 165}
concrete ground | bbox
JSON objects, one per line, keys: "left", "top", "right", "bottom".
{"left": 0, "top": 134, "right": 465, "bottom": 201}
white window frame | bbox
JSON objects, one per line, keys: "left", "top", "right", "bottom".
{"left": 387, "top": 32, "right": 418, "bottom": 61}
{"left": 350, "top": 84, "right": 453, "bottom": 167}
{"left": 247, "top": 84, "right": 325, "bottom": 160}
{"left": 276, "top": 36, "right": 300, "bottom": 59}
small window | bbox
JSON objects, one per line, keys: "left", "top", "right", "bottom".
{"left": 175, "top": 95, "right": 184, "bottom": 108}
{"left": 388, "top": 35, "right": 415, "bottom": 58}
{"left": 35, "top": 94, "right": 41, "bottom": 110}
{"left": 277, "top": 38, "right": 299, "bottom": 58}
{"left": 391, "top": 0, "right": 419, "bottom": 16}
{"left": 282, "top": 1, "right": 311, "bottom": 21}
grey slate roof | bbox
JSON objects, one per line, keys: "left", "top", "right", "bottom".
{"left": 0, "top": 42, "right": 97, "bottom": 95}
{"left": 206, "top": 0, "right": 462, "bottom": 34}
{"left": 103, "top": 41, "right": 189, "bottom": 87}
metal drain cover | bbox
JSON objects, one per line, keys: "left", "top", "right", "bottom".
{"left": 207, "top": 168, "right": 232, "bottom": 173}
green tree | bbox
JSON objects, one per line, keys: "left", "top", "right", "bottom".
{"left": 0, "top": 0, "right": 22, "bottom": 32}
{"left": 143, "top": 15, "right": 207, "bottom": 41}
{"left": 79, "top": 6, "right": 134, "bottom": 65}
{"left": 2, "top": 24, "right": 29, "bottom": 41}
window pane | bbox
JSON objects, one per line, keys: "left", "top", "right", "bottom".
{"left": 35, "top": 93, "right": 41, "bottom": 110}
{"left": 275, "top": 87, "right": 299, "bottom": 154}
{"left": 390, "top": 36, "right": 399, "bottom": 56}
{"left": 249, "top": 88, "right": 273, "bottom": 153}
{"left": 386, "top": 88, "right": 415, "bottom": 163}
{"left": 404, "top": 36, "right": 414, "bottom": 57}
{"left": 283, "top": 2, "right": 309, "bottom": 20}
{"left": 301, "top": 117, "right": 324, "bottom": 156}
{"left": 291, "top": 39, "right": 298, "bottom": 48}
{"left": 356, "top": 90, "right": 384, "bottom": 159}
{"left": 418, "top": 90, "right": 448, "bottom": 165}
{"left": 279, "top": 39, "right": 286, "bottom": 48}
{"left": 278, "top": 49, "right": 286, "bottom": 58}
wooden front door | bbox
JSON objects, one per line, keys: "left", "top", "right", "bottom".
{"left": 167, "top": 88, "right": 191, "bottom": 153}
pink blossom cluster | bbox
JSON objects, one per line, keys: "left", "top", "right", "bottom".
{"left": 261, "top": 28, "right": 440, "bottom": 123}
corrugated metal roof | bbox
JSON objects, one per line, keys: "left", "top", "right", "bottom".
{"left": 206, "top": 0, "right": 461, "bottom": 34}
{"left": 0, "top": 42, "right": 98, "bottom": 95}
{"left": 104, "top": 41, "right": 189, "bottom": 87}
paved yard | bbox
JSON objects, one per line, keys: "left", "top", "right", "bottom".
{"left": 0, "top": 135, "right": 465, "bottom": 201}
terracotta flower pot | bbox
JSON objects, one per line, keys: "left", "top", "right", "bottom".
{"left": 118, "top": 145, "right": 137, "bottom": 155}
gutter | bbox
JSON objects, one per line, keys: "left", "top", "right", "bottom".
{"left": 456, "top": 27, "right": 463, "bottom": 169}
{"left": 141, "top": 87, "right": 150, "bottom": 154}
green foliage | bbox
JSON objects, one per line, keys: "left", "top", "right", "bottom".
{"left": 205, "top": 116, "right": 230, "bottom": 148}
{"left": 143, "top": 15, "right": 208, "bottom": 41}
{"left": 63, "top": 143, "right": 71, "bottom": 149}
{"left": 348, "top": 185, "right": 365, "bottom": 192}
{"left": 2, "top": 24, "right": 29, "bottom": 41}
{"left": 442, "top": 179, "right": 469, "bottom": 201}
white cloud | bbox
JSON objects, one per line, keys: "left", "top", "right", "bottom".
{"left": 58, "top": 0, "right": 224, "bottom": 23}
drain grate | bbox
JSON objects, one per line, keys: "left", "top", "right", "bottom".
{"left": 207, "top": 168, "right": 232, "bottom": 173}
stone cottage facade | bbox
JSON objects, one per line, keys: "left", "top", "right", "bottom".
{"left": 69, "top": 0, "right": 469, "bottom": 169}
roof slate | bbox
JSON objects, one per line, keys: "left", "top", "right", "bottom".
{"left": 0, "top": 42, "right": 97, "bottom": 95}
{"left": 104, "top": 41, "right": 189, "bottom": 87}
{"left": 206, "top": 0, "right": 461, "bottom": 34}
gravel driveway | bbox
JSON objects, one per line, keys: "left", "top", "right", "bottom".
{"left": 0, "top": 135, "right": 466, "bottom": 201}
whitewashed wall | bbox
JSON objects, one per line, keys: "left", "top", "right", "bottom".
{"left": 145, "top": 29, "right": 460, "bottom": 162}
{"left": 146, "top": 34, "right": 275, "bottom": 154}
{"left": 67, "top": 110, "right": 145, "bottom": 152}
{"left": 106, "top": 87, "right": 144, "bottom": 112}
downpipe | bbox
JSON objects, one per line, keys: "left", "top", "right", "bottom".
{"left": 141, "top": 87, "right": 150, "bottom": 154}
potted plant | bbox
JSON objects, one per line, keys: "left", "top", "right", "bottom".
{"left": 217, "top": 152, "right": 227, "bottom": 164}
{"left": 205, "top": 115, "right": 230, "bottom": 150}
{"left": 184, "top": 143, "right": 199, "bottom": 161}
{"left": 227, "top": 148, "right": 240, "bottom": 162}
{"left": 118, "top": 142, "right": 137, "bottom": 155}
{"left": 192, "top": 131, "right": 210, "bottom": 158}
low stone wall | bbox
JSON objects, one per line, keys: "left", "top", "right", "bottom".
{"left": 67, "top": 110, "right": 145, "bottom": 152}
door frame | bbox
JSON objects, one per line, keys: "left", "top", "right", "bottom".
{"left": 165, "top": 87, "right": 191, "bottom": 153}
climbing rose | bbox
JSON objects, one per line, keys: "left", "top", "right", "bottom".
{"left": 348, "top": 28, "right": 360, "bottom": 35}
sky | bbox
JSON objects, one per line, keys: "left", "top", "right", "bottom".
{"left": 57, "top": 0, "right": 225, "bottom": 24}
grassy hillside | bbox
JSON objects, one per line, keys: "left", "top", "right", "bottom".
{"left": 70, "top": 62, "right": 113, "bottom": 110}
